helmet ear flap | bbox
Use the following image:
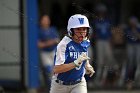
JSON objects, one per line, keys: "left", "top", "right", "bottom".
{"left": 68, "top": 28, "right": 74, "bottom": 37}
{"left": 71, "top": 29, "right": 74, "bottom": 36}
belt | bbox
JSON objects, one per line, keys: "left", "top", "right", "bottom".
{"left": 55, "top": 79, "right": 81, "bottom": 85}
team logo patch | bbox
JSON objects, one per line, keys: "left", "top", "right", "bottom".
{"left": 78, "top": 18, "right": 84, "bottom": 24}
{"left": 69, "top": 46, "right": 75, "bottom": 51}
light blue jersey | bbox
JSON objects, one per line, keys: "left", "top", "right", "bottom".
{"left": 54, "top": 36, "right": 90, "bottom": 82}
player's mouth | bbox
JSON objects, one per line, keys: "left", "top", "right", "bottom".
{"left": 78, "top": 36, "right": 84, "bottom": 41}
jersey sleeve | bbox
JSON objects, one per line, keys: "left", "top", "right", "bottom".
{"left": 55, "top": 40, "right": 67, "bottom": 65}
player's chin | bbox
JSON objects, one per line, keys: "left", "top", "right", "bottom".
{"left": 77, "top": 40, "right": 83, "bottom": 43}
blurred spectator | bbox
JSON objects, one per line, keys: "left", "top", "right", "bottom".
{"left": 111, "top": 25, "right": 126, "bottom": 86}
{"left": 38, "top": 15, "right": 60, "bottom": 91}
{"left": 124, "top": 16, "right": 140, "bottom": 90}
{"left": 91, "top": 3, "right": 115, "bottom": 87}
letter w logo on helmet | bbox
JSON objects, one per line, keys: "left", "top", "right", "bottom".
{"left": 78, "top": 18, "right": 84, "bottom": 24}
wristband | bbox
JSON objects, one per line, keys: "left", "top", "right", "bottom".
{"left": 73, "top": 61, "right": 79, "bottom": 67}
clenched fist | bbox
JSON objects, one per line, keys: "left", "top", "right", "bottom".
{"left": 73, "top": 53, "right": 90, "bottom": 67}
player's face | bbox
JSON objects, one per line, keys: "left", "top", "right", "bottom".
{"left": 73, "top": 27, "right": 88, "bottom": 43}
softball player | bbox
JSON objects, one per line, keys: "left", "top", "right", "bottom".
{"left": 50, "top": 14, "right": 95, "bottom": 93}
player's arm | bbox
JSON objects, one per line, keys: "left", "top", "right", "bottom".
{"left": 53, "top": 63, "right": 76, "bottom": 74}
{"left": 38, "top": 39, "right": 59, "bottom": 48}
{"left": 53, "top": 53, "right": 90, "bottom": 74}
{"left": 38, "top": 40, "right": 47, "bottom": 48}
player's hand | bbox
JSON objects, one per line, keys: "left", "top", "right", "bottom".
{"left": 74, "top": 53, "right": 90, "bottom": 67}
{"left": 85, "top": 65, "right": 95, "bottom": 77}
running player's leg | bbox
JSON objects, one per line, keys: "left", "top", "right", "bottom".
{"left": 71, "top": 79, "right": 87, "bottom": 93}
{"left": 50, "top": 78, "right": 70, "bottom": 93}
